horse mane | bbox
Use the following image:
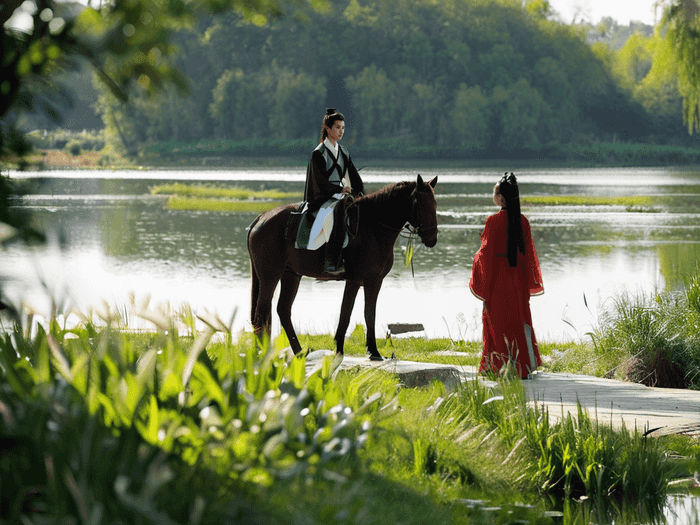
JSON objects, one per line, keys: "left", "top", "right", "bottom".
{"left": 357, "top": 180, "right": 416, "bottom": 209}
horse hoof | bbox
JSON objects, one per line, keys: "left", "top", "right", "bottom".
{"left": 368, "top": 353, "right": 384, "bottom": 362}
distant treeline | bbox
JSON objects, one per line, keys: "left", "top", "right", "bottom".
{"left": 92, "top": 0, "right": 699, "bottom": 159}
{"left": 144, "top": 138, "right": 700, "bottom": 166}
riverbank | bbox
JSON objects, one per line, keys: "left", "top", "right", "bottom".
{"left": 8, "top": 141, "right": 700, "bottom": 171}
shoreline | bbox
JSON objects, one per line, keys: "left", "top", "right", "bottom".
{"left": 6, "top": 148, "right": 700, "bottom": 172}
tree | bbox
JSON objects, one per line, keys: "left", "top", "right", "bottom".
{"left": 660, "top": 0, "right": 700, "bottom": 133}
{"left": 0, "top": 0, "right": 329, "bottom": 313}
{"left": 450, "top": 84, "right": 492, "bottom": 150}
{"left": 493, "top": 79, "right": 548, "bottom": 152}
{"left": 1, "top": 0, "right": 329, "bottom": 159}
{"left": 345, "top": 65, "right": 398, "bottom": 141}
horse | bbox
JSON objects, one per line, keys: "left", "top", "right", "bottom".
{"left": 247, "top": 174, "right": 438, "bottom": 360}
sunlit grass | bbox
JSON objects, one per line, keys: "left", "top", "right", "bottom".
{"left": 546, "top": 272, "right": 700, "bottom": 389}
{"left": 164, "top": 195, "right": 284, "bottom": 212}
{"left": 151, "top": 182, "right": 301, "bottom": 200}
{"left": 152, "top": 183, "right": 302, "bottom": 212}
{"left": 523, "top": 195, "right": 657, "bottom": 208}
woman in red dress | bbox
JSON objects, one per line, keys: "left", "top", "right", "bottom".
{"left": 469, "top": 173, "right": 544, "bottom": 379}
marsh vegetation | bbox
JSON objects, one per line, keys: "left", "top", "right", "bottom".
{"left": 2, "top": 297, "right": 699, "bottom": 525}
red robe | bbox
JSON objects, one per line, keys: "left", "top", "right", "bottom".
{"left": 469, "top": 210, "right": 544, "bottom": 378}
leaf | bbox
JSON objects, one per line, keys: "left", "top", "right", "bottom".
{"left": 147, "top": 395, "right": 159, "bottom": 444}
{"left": 47, "top": 334, "right": 72, "bottom": 382}
{"left": 182, "top": 326, "right": 215, "bottom": 387}
{"left": 404, "top": 238, "right": 414, "bottom": 269}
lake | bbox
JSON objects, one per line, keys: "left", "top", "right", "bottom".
{"left": 4, "top": 166, "right": 700, "bottom": 346}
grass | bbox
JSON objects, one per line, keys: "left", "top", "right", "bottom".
{"left": 164, "top": 195, "right": 285, "bottom": 213}
{"left": 2, "top": 297, "right": 699, "bottom": 525}
{"left": 150, "top": 183, "right": 302, "bottom": 213}
{"left": 150, "top": 183, "right": 300, "bottom": 201}
{"left": 523, "top": 195, "right": 657, "bottom": 208}
{"left": 547, "top": 270, "right": 700, "bottom": 389}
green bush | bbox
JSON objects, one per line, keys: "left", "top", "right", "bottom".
{"left": 65, "top": 139, "right": 82, "bottom": 156}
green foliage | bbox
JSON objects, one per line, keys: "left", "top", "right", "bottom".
{"left": 551, "top": 272, "right": 700, "bottom": 389}
{"left": 65, "top": 138, "right": 82, "bottom": 156}
{"left": 523, "top": 405, "right": 672, "bottom": 520}
{"left": 151, "top": 182, "right": 300, "bottom": 200}
{"left": 165, "top": 196, "right": 285, "bottom": 212}
{"left": 661, "top": 1, "right": 700, "bottom": 133}
{"left": 522, "top": 195, "right": 656, "bottom": 207}
{"left": 0, "top": 297, "right": 693, "bottom": 524}
{"left": 0, "top": 299, "right": 376, "bottom": 523}
{"left": 150, "top": 182, "right": 301, "bottom": 212}
{"left": 93, "top": 0, "right": 672, "bottom": 157}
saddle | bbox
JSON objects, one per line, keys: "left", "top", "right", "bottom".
{"left": 285, "top": 196, "right": 358, "bottom": 249}
{"left": 285, "top": 202, "right": 314, "bottom": 246}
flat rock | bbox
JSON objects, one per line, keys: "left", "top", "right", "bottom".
{"left": 299, "top": 350, "right": 700, "bottom": 437}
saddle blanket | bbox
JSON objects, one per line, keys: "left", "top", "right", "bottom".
{"left": 294, "top": 197, "right": 348, "bottom": 251}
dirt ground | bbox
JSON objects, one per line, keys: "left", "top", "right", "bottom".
{"left": 39, "top": 150, "right": 104, "bottom": 168}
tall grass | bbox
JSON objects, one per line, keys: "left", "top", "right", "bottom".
{"left": 591, "top": 279, "right": 700, "bottom": 388}
{"left": 0, "top": 298, "right": 689, "bottom": 524}
{"left": 548, "top": 270, "right": 700, "bottom": 389}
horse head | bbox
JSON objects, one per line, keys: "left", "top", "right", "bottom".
{"left": 409, "top": 174, "right": 438, "bottom": 248}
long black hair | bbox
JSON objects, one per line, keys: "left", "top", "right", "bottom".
{"left": 319, "top": 108, "right": 344, "bottom": 143}
{"left": 498, "top": 172, "right": 526, "bottom": 268}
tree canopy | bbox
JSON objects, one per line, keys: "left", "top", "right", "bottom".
{"left": 87, "top": 0, "right": 686, "bottom": 158}
{"left": 5, "top": 0, "right": 700, "bottom": 162}
{"left": 1, "top": 0, "right": 329, "bottom": 158}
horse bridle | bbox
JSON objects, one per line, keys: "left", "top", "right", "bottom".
{"left": 406, "top": 190, "right": 438, "bottom": 240}
{"left": 346, "top": 187, "right": 438, "bottom": 240}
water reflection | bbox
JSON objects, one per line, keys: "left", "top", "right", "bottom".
{"left": 4, "top": 167, "right": 700, "bottom": 342}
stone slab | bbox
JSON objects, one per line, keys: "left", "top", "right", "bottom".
{"left": 301, "top": 350, "right": 700, "bottom": 437}
{"left": 522, "top": 372, "right": 700, "bottom": 437}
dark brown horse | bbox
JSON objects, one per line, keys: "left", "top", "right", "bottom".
{"left": 247, "top": 174, "right": 438, "bottom": 360}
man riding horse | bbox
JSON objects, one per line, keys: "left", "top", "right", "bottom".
{"left": 299, "top": 108, "right": 364, "bottom": 275}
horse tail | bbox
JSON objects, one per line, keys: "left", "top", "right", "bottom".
{"left": 247, "top": 215, "right": 262, "bottom": 327}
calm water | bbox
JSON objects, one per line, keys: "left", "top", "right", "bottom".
{"left": 4, "top": 166, "right": 700, "bottom": 344}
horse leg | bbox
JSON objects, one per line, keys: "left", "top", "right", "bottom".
{"left": 252, "top": 273, "right": 282, "bottom": 347}
{"left": 277, "top": 270, "right": 303, "bottom": 355}
{"left": 334, "top": 280, "right": 361, "bottom": 355}
{"left": 363, "top": 279, "right": 384, "bottom": 360}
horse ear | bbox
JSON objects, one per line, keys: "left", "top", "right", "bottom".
{"left": 416, "top": 174, "right": 424, "bottom": 188}
{"left": 429, "top": 176, "right": 437, "bottom": 188}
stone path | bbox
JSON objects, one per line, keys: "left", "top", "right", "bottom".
{"left": 304, "top": 350, "right": 700, "bottom": 437}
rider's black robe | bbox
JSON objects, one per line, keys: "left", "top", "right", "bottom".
{"left": 303, "top": 142, "right": 364, "bottom": 212}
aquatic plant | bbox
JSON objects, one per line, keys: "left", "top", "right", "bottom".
{"left": 151, "top": 183, "right": 300, "bottom": 201}
{"left": 152, "top": 183, "right": 301, "bottom": 213}
{"left": 522, "top": 195, "right": 656, "bottom": 208}
{"left": 164, "top": 195, "right": 285, "bottom": 213}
